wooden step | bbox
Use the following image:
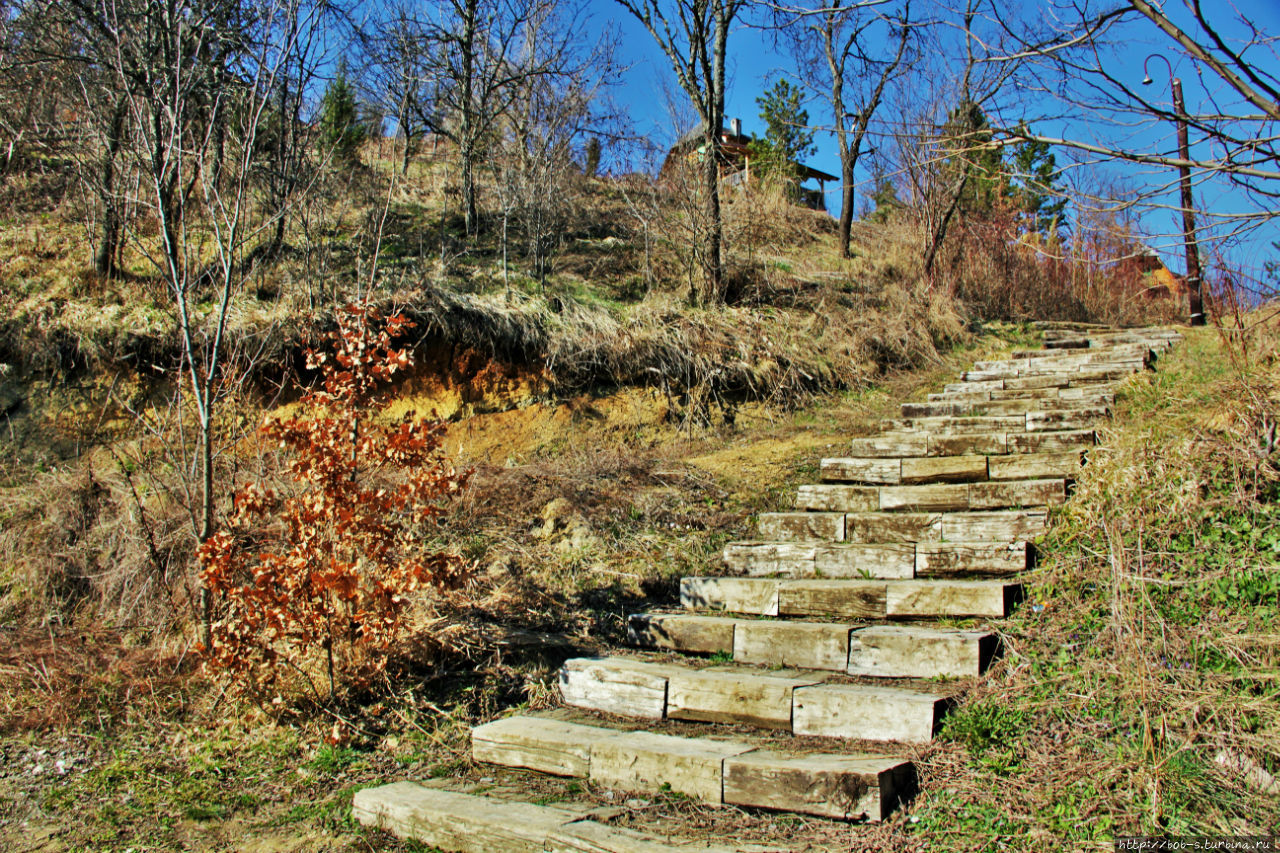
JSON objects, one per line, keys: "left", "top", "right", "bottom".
{"left": 469, "top": 715, "right": 916, "bottom": 821}
{"left": 926, "top": 388, "right": 1113, "bottom": 406}
{"left": 557, "top": 657, "right": 949, "bottom": 743}
{"left": 845, "top": 509, "right": 1049, "bottom": 543}
{"left": 821, "top": 451, "right": 1083, "bottom": 484}
{"left": 888, "top": 408, "right": 1107, "bottom": 433}
{"left": 352, "top": 782, "right": 751, "bottom": 851}
{"left": 722, "top": 539, "right": 1029, "bottom": 578}
{"left": 901, "top": 396, "right": 1108, "bottom": 418}
{"left": 626, "top": 615, "right": 999, "bottom": 679}
{"left": 963, "top": 358, "right": 1146, "bottom": 382}
{"left": 755, "top": 508, "right": 1049, "bottom": 544}
{"left": 681, "top": 577, "right": 1024, "bottom": 619}
{"left": 848, "top": 429, "right": 1096, "bottom": 458}
{"left": 793, "top": 479, "right": 1066, "bottom": 513}
{"left": 1009, "top": 343, "right": 1154, "bottom": 359}
{"left": 973, "top": 345, "right": 1154, "bottom": 370}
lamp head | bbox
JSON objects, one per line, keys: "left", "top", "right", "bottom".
{"left": 1141, "top": 75, "right": 1153, "bottom": 85}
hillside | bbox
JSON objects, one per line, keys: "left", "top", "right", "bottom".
{"left": 0, "top": 113, "right": 1244, "bottom": 853}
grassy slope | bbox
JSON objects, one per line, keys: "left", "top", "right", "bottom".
{"left": 0, "top": 325, "right": 1033, "bottom": 853}
{"left": 904, "top": 325, "right": 1280, "bottom": 846}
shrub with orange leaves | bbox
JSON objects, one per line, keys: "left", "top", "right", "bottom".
{"left": 198, "top": 303, "right": 469, "bottom": 703}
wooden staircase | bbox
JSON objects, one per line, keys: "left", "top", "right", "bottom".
{"left": 354, "top": 323, "right": 1183, "bottom": 850}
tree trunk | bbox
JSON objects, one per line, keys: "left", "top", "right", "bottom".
{"left": 839, "top": 158, "right": 855, "bottom": 258}
{"left": 95, "top": 99, "right": 127, "bottom": 278}
{"left": 701, "top": 127, "right": 723, "bottom": 304}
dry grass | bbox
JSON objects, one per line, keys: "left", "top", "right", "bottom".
{"left": 889, "top": 323, "right": 1280, "bottom": 847}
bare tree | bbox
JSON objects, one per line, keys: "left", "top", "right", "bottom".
{"left": 49, "top": 0, "right": 326, "bottom": 636}
{"left": 615, "top": 0, "right": 747, "bottom": 304}
{"left": 772, "top": 0, "right": 915, "bottom": 258}
{"left": 986, "top": 1, "right": 1280, "bottom": 319}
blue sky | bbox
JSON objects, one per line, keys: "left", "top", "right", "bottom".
{"left": 590, "top": 0, "right": 1280, "bottom": 278}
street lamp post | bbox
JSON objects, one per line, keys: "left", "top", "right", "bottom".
{"left": 1143, "top": 54, "right": 1205, "bottom": 327}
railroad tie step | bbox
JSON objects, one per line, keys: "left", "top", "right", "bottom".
{"left": 722, "top": 539, "right": 1030, "bottom": 578}
{"left": 927, "top": 386, "right": 1115, "bottom": 404}
{"left": 899, "top": 397, "right": 1110, "bottom": 418}
{"left": 557, "top": 657, "right": 950, "bottom": 743}
{"left": 758, "top": 508, "right": 1049, "bottom": 543}
{"left": 679, "top": 576, "right": 1024, "bottom": 619}
{"left": 626, "top": 614, "right": 999, "bottom": 679}
{"left": 352, "top": 781, "right": 754, "bottom": 851}
{"left": 792, "top": 478, "right": 1067, "bottom": 513}
{"left": 886, "top": 407, "right": 1108, "bottom": 433}
{"left": 847, "top": 429, "right": 1096, "bottom": 458}
{"left": 469, "top": 715, "right": 916, "bottom": 821}
{"left": 963, "top": 363, "right": 1148, "bottom": 384}
{"left": 820, "top": 450, "right": 1083, "bottom": 484}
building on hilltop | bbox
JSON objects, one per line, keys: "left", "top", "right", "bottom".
{"left": 660, "top": 119, "right": 836, "bottom": 212}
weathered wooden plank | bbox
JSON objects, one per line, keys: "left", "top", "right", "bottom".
{"left": 988, "top": 388, "right": 1058, "bottom": 401}
{"left": 814, "top": 543, "right": 915, "bottom": 579}
{"left": 733, "top": 620, "right": 854, "bottom": 672}
{"left": 471, "top": 717, "right": 621, "bottom": 777}
{"left": 722, "top": 752, "right": 915, "bottom": 822}
{"left": 589, "top": 730, "right": 755, "bottom": 804}
{"left": 939, "top": 510, "right": 1048, "bottom": 541}
{"left": 928, "top": 390, "right": 990, "bottom": 402}
{"left": 1026, "top": 407, "right": 1108, "bottom": 431}
{"left": 844, "top": 512, "right": 943, "bottom": 543}
{"left": 878, "top": 483, "right": 970, "bottom": 512}
{"left": 987, "top": 451, "right": 1083, "bottom": 481}
{"left": 1003, "top": 374, "right": 1072, "bottom": 390}
{"left": 352, "top": 783, "right": 573, "bottom": 852}
{"left": 722, "top": 541, "right": 817, "bottom": 577}
{"left": 915, "top": 541, "right": 1030, "bottom": 577}
{"left": 777, "top": 580, "right": 888, "bottom": 619}
{"left": 795, "top": 484, "right": 879, "bottom": 512}
{"left": 757, "top": 512, "right": 845, "bottom": 542}
{"left": 820, "top": 457, "right": 902, "bottom": 484}
{"left": 848, "top": 432, "right": 929, "bottom": 457}
{"left": 548, "top": 820, "right": 743, "bottom": 852}
{"left": 900, "top": 401, "right": 967, "bottom": 418}
{"left": 969, "top": 478, "right": 1066, "bottom": 510}
{"left": 900, "top": 455, "right": 988, "bottom": 484}
{"left": 927, "top": 433, "right": 1008, "bottom": 456}
{"left": 627, "top": 613, "right": 737, "bottom": 655}
{"left": 890, "top": 415, "right": 1025, "bottom": 434}
{"left": 1058, "top": 383, "right": 1118, "bottom": 400}
{"left": 792, "top": 684, "right": 949, "bottom": 743}
{"left": 884, "top": 580, "right": 1023, "bottom": 618}
{"left": 559, "top": 658, "right": 682, "bottom": 720}
{"left": 944, "top": 379, "right": 1004, "bottom": 393}
{"left": 681, "top": 577, "right": 780, "bottom": 616}
{"left": 847, "top": 626, "right": 998, "bottom": 679}
{"left": 665, "top": 670, "right": 822, "bottom": 730}
{"left": 1008, "top": 430, "right": 1096, "bottom": 453}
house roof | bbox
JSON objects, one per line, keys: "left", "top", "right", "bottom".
{"left": 671, "top": 122, "right": 837, "bottom": 183}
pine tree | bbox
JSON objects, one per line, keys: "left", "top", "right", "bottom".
{"left": 317, "top": 64, "right": 367, "bottom": 167}
{"left": 1007, "top": 127, "right": 1068, "bottom": 236}
{"left": 749, "top": 78, "right": 815, "bottom": 190}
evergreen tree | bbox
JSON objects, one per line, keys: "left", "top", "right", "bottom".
{"left": 1007, "top": 125, "right": 1068, "bottom": 235}
{"left": 942, "top": 99, "right": 1005, "bottom": 216}
{"left": 865, "top": 177, "right": 904, "bottom": 224}
{"left": 318, "top": 64, "right": 367, "bottom": 166}
{"left": 583, "top": 137, "right": 601, "bottom": 177}
{"left": 749, "top": 78, "right": 815, "bottom": 188}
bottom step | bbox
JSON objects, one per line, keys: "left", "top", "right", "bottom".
{"left": 470, "top": 715, "right": 915, "bottom": 822}
{"left": 353, "top": 782, "right": 748, "bottom": 851}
